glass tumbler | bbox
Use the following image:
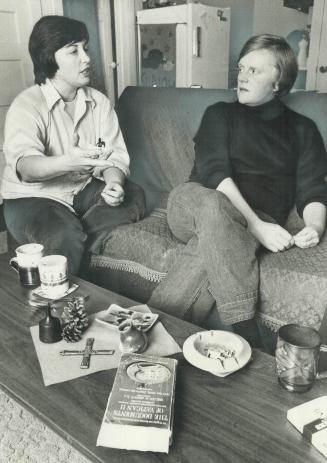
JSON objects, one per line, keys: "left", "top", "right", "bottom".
{"left": 275, "top": 324, "right": 322, "bottom": 392}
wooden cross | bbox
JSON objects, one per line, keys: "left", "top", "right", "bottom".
{"left": 60, "top": 338, "right": 115, "bottom": 369}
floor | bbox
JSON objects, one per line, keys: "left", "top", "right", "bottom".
{"left": 0, "top": 390, "right": 90, "bottom": 463}
{"left": 0, "top": 232, "right": 91, "bottom": 463}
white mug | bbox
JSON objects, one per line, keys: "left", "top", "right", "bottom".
{"left": 11, "top": 243, "right": 44, "bottom": 268}
{"left": 10, "top": 243, "right": 44, "bottom": 286}
{"left": 38, "top": 255, "right": 69, "bottom": 298}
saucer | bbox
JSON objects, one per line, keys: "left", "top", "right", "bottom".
{"left": 30, "top": 283, "right": 79, "bottom": 303}
{"left": 183, "top": 330, "right": 252, "bottom": 377}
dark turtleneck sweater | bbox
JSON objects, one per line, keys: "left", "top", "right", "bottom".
{"left": 189, "top": 98, "right": 327, "bottom": 225}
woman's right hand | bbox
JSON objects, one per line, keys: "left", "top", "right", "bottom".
{"left": 248, "top": 219, "right": 294, "bottom": 252}
{"left": 61, "top": 133, "right": 113, "bottom": 173}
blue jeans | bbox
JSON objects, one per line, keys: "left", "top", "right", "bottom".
{"left": 149, "top": 182, "right": 261, "bottom": 325}
{"left": 4, "top": 179, "right": 145, "bottom": 276}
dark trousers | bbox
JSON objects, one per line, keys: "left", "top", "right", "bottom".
{"left": 3, "top": 179, "right": 145, "bottom": 276}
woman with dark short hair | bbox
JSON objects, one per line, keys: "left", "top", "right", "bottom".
{"left": 1, "top": 15, "right": 145, "bottom": 276}
{"left": 150, "top": 34, "right": 327, "bottom": 340}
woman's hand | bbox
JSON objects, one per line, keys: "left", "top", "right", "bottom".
{"left": 101, "top": 181, "right": 125, "bottom": 206}
{"left": 216, "top": 178, "right": 293, "bottom": 253}
{"left": 249, "top": 220, "right": 294, "bottom": 252}
{"left": 293, "top": 226, "right": 320, "bottom": 248}
{"left": 61, "top": 147, "right": 113, "bottom": 173}
{"left": 62, "top": 133, "right": 113, "bottom": 173}
{"left": 16, "top": 134, "right": 114, "bottom": 182}
{"left": 294, "top": 203, "right": 326, "bottom": 249}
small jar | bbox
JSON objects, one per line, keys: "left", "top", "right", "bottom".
{"left": 118, "top": 320, "right": 148, "bottom": 353}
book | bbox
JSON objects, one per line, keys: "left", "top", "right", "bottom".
{"left": 97, "top": 353, "right": 177, "bottom": 453}
{"left": 287, "top": 396, "right": 327, "bottom": 458}
{"left": 95, "top": 304, "right": 158, "bottom": 332}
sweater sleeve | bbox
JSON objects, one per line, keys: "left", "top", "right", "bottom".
{"left": 193, "top": 103, "right": 232, "bottom": 189}
{"left": 296, "top": 118, "right": 327, "bottom": 217}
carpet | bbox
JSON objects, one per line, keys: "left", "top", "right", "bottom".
{"left": 0, "top": 390, "right": 91, "bottom": 463}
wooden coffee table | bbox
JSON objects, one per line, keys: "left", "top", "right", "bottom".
{"left": 0, "top": 252, "right": 326, "bottom": 463}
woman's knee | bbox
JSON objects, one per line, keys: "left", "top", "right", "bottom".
{"left": 167, "top": 183, "right": 246, "bottom": 238}
{"left": 168, "top": 182, "right": 209, "bottom": 208}
{"left": 167, "top": 183, "right": 219, "bottom": 239}
{"left": 200, "top": 190, "right": 247, "bottom": 227}
{"left": 167, "top": 184, "right": 199, "bottom": 241}
{"left": 23, "top": 203, "right": 87, "bottom": 257}
{"left": 49, "top": 208, "right": 86, "bottom": 249}
{"left": 41, "top": 220, "right": 87, "bottom": 275}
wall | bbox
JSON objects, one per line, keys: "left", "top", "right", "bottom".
{"left": 195, "top": 0, "right": 255, "bottom": 87}
{"left": 214, "top": 0, "right": 255, "bottom": 87}
{"left": 198, "top": 0, "right": 309, "bottom": 88}
{"left": 114, "top": 0, "right": 142, "bottom": 97}
{"left": 252, "top": 0, "right": 308, "bottom": 37}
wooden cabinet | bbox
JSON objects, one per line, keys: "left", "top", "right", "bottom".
{"left": 137, "top": 4, "right": 230, "bottom": 89}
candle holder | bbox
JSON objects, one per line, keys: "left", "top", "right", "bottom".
{"left": 39, "top": 302, "right": 62, "bottom": 343}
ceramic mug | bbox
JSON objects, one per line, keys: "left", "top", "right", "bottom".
{"left": 38, "top": 255, "right": 69, "bottom": 298}
{"left": 10, "top": 243, "right": 44, "bottom": 286}
{"left": 275, "top": 324, "right": 326, "bottom": 392}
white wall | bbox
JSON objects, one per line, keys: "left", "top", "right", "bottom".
{"left": 252, "top": 0, "right": 308, "bottom": 37}
{"left": 198, "top": 0, "right": 255, "bottom": 87}
{"left": 197, "top": 0, "right": 309, "bottom": 88}
{"left": 114, "top": 0, "right": 142, "bottom": 97}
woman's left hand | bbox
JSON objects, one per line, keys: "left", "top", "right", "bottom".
{"left": 101, "top": 181, "right": 125, "bottom": 206}
{"left": 293, "top": 226, "right": 320, "bottom": 248}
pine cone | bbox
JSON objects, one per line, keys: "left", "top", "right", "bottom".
{"left": 62, "top": 297, "right": 88, "bottom": 343}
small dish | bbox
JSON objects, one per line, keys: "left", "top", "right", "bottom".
{"left": 183, "top": 330, "right": 252, "bottom": 377}
{"left": 96, "top": 304, "right": 158, "bottom": 332}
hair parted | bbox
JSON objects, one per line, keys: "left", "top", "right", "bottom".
{"left": 28, "top": 15, "right": 89, "bottom": 85}
{"left": 238, "top": 34, "right": 298, "bottom": 97}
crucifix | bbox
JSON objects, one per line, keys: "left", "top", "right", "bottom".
{"left": 60, "top": 338, "right": 115, "bottom": 369}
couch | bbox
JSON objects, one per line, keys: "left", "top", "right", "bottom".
{"left": 88, "top": 86, "right": 327, "bottom": 345}
{"left": 5, "top": 86, "right": 327, "bottom": 346}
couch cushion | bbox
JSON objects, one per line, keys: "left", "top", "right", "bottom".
{"left": 258, "top": 232, "right": 327, "bottom": 332}
{"left": 89, "top": 209, "right": 184, "bottom": 301}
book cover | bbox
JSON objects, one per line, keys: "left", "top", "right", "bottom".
{"left": 287, "top": 396, "right": 327, "bottom": 458}
{"left": 97, "top": 353, "right": 178, "bottom": 453}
